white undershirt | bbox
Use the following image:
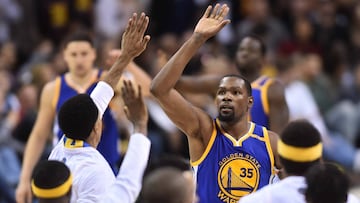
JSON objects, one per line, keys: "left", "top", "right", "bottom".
{"left": 90, "top": 81, "right": 115, "bottom": 118}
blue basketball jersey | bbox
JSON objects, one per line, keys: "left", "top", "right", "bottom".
{"left": 52, "top": 69, "right": 120, "bottom": 168}
{"left": 250, "top": 76, "right": 274, "bottom": 129}
{"left": 192, "top": 119, "right": 275, "bottom": 203}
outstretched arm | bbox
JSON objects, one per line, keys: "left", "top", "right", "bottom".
{"left": 268, "top": 80, "right": 289, "bottom": 134}
{"left": 268, "top": 131, "right": 282, "bottom": 178}
{"left": 91, "top": 12, "right": 150, "bottom": 117}
{"left": 16, "top": 82, "right": 56, "bottom": 203}
{"left": 106, "top": 49, "right": 152, "bottom": 98}
{"left": 150, "top": 4, "right": 230, "bottom": 161}
{"left": 176, "top": 75, "right": 223, "bottom": 96}
{"left": 102, "top": 80, "right": 151, "bottom": 203}
{"left": 103, "top": 13, "right": 150, "bottom": 88}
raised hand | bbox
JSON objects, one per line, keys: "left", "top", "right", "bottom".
{"left": 121, "top": 80, "right": 148, "bottom": 135}
{"left": 194, "top": 4, "right": 230, "bottom": 40}
{"left": 121, "top": 13, "right": 151, "bottom": 59}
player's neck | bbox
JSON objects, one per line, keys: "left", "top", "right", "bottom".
{"left": 238, "top": 69, "right": 260, "bottom": 83}
{"left": 66, "top": 69, "right": 97, "bottom": 93}
{"left": 85, "top": 134, "right": 98, "bottom": 148}
{"left": 220, "top": 119, "right": 250, "bottom": 140}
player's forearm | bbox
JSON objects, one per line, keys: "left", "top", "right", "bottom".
{"left": 176, "top": 75, "right": 222, "bottom": 95}
{"left": 103, "top": 53, "right": 134, "bottom": 88}
{"left": 150, "top": 33, "right": 207, "bottom": 96}
{"left": 114, "top": 133, "right": 150, "bottom": 202}
{"left": 133, "top": 122, "right": 147, "bottom": 135}
{"left": 19, "top": 134, "right": 48, "bottom": 181}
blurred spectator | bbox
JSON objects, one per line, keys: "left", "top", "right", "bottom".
{"left": 0, "top": 0, "right": 22, "bottom": 44}
{"left": 278, "top": 17, "right": 321, "bottom": 57}
{"left": 0, "top": 69, "right": 21, "bottom": 203}
{"left": 35, "top": 0, "right": 95, "bottom": 46}
{"left": 235, "top": 0, "right": 289, "bottom": 63}
{"left": 95, "top": 0, "right": 145, "bottom": 42}
{"left": 148, "top": 0, "right": 197, "bottom": 38}
{"left": 313, "top": 0, "right": 350, "bottom": 56}
{"left": 277, "top": 53, "right": 360, "bottom": 173}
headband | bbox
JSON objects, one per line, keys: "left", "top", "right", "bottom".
{"left": 278, "top": 140, "right": 322, "bottom": 162}
{"left": 31, "top": 174, "right": 72, "bottom": 198}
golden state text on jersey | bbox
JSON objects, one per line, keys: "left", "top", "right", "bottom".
{"left": 191, "top": 119, "right": 275, "bottom": 203}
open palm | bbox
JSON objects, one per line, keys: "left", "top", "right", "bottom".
{"left": 194, "top": 4, "right": 230, "bottom": 39}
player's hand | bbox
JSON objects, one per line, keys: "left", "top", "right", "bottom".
{"left": 121, "top": 13, "right": 151, "bottom": 59}
{"left": 194, "top": 4, "right": 230, "bottom": 40}
{"left": 16, "top": 180, "right": 32, "bottom": 203}
{"left": 121, "top": 80, "right": 148, "bottom": 135}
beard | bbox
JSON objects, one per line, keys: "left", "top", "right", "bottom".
{"left": 217, "top": 111, "right": 235, "bottom": 122}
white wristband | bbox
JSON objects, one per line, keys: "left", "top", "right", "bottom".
{"left": 90, "top": 81, "right": 114, "bottom": 118}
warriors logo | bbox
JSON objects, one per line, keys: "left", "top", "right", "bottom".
{"left": 217, "top": 154, "right": 260, "bottom": 201}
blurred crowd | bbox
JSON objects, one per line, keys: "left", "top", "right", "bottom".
{"left": 2, "top": 0, "right": 360, "bottom": 201}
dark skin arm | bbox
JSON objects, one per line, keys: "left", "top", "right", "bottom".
{"left": 268, "top": 131, "right": 283, "bottom": 178}
{"left": 176, "top": 75, "right": 222, "bottom": 96}
{"left": 267, "top": 80, "right": 289, "bottom": 134}
{"left": 150, "top": 4, "right": 230, "bottom": 162}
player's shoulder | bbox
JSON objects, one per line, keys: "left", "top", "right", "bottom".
{"left": 42, "top": 76, "right": 61, "bottom": 91}
{"left": 267, "top": 78, "right": 286, "bottom": 99}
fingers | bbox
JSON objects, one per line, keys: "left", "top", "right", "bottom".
{"left": 126, "top": 12, "right": 149, "bottom": 36}
{"left": 142, "top": 35, "right": 151, "bottom": 48}
{"left": 124, "top": 17, "right": 132, "bottom": 34}
{"left": 130, "top": 13, "right": 138, "bottom": 34}
{"left": 204, "top": 3, "right": 229, "bottom": 21}
{"left": 121, "top": 80, "right": 136, "bottom": 102}
{"left": 216, "top": 4, "right": 230, "bottom": 21}
{"left": 123, "top": 105, "right": 129, "bottom": 119}
{"left": 202, "top": 5, "right": 212, "bottom": 18}
{"left": 138, "top": 13, "right": 149, "bottom": 36}
{"left": 210, "top": 4, "right": 220, "bottom": 18}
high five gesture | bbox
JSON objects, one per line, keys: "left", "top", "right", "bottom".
{"left": 194, "top": 4, "right": 230, "bottom": 40}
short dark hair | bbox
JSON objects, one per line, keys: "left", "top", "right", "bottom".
{"left": 32, "top": 160, "right": 72, "bottom": 199}
{"left": 221, "top": 74, "right": 252, "bottom": 96}
{"left": 241, "top": 34, "right": 267, "bottom": 57}
{"left": 61, "top": 30, "right": 94, "bottom": 50}
{"left": 305, "top": 162, "right": 349, "bottom": 203}
{"left": 279, "top": 120, "right": 322, "bottom": 175}
{"left": 142, "top": 167, "right": 189, "bottom": 203}
{"left": 58, "top": 94, "right": 98, "bottom": 140}
{"left": 144, "top": 155, "right": 191, "bottom": 176}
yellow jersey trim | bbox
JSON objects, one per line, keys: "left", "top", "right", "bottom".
{"left": 260, "top": 79, "right": 273, "bottom": 115}
{"left": 52, "top": 77, "right": 61, "bottom": 109}
{"left": 263, "top": 127, "right": 275, "bottom": 175}
{"left": 191, "top": 121, "right": 217, "bottom": 166}
{"left": 216, "top": 119, "right": 255, "bottom": 146}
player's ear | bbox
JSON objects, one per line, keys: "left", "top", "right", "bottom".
{"left": 247, "top": 96, "right": 254, "bottom": 110}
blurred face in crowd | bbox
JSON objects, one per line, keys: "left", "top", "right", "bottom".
{"left": 63, "top": 41, "right": 96, "bottom": 77}
{"left": 235, "top": 37, "right": 263, "bottom": 73}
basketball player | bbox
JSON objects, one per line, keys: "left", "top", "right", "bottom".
{"left": 150, "top": 4, "right": 281, "bottom": 203}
